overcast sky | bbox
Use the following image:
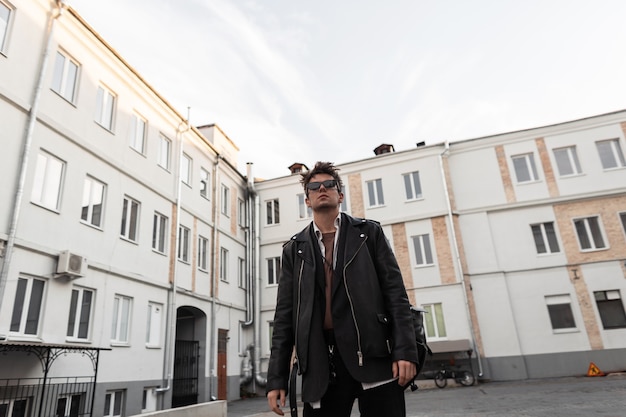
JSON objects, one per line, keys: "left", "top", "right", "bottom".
{"left": 68, "top": 0, "right": 626, "bottom": 179}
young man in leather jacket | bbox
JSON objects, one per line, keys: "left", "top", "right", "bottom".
{"left": 266, "top": 161, "right": 417, "bottom": 417}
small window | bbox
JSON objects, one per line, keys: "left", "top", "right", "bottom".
{"left": 81, "top": 176, "right": 106, "bottom": 228}
{"left": 10, "top": 277, "right": 45, "bottom": 335}
{"left": 238, "top": 198, "right": 247, "bottom": 227}
{"left": 423, "top": 303, "right": 446, "bottom": 339}
{"left": 366, "top": 178, "right": 384, "bottom": 207}
{"left": 103, "top": 390, "right": 124, "bottom": 417}
{"left": 266, "top": 199, "right": 280, "bottom": 225}
{"left": 531, "top": 222, "right": 560, "bottom": 254}
{"left": 51, "top": 50, "right": 79, "bottom": 103}
{"left": 67, "top": 287, "right": 94, "bottom": 340}
{"left": 403, "top": 171, "right": 423, "bottom": 200}
{"left": 31, "top": 150, "right": 65, "bottom": 211}
{"left": 238, "top": 257, "right": 246, "bottom": 289}
{"left": 120, "top": 196, "right": 140, "bottom": 242}
{"left": 545, "top": 294, "right": 576, "bottom": 330}
{"left": 180, "top": 153, "right": 191, "bottom": 185}
{"left": 411, "top": 234, "right": 434, "bottom": 266}
{"left": 158, "top": 135, "right": 171, "bottom": 170}
{"left": 340, "top": 185, "right": 348, "bottom": 213}
{"left": 56, "top": 394, "right": 85, "bottom": 417}
{"left": 200, "top": 168, "right": 210, "bottom": 199}
{"left": 177, "top": 225, "right": 190, "bottom": 262}
{"left": 573, "top": 216, "right": 606, "bottom": 251}
{"left": 142, "top": 387, "right": 157, "bottom": 413}
{"left": 152, "top": 212, "right": 168, "bottom": 253}
{"left": 596, "top": 139, "right": 626, "bottom": 170}
{"left": 95, "top": 85, "right": 116, "bottom": 131}
{"left": 594, "top": 290, "right": 626, "bottom": 329}
{"left": 220, "top": 248, "right": 229, "bottom": 282}
{"left": 111, "top": 295, "right": 132, "bottom": 343}
{"left": 1, "top": 2, "right": 13, "bottom": 54}
{"left": 620, "top": 212, "right": 626, "bottom": 238}
{"left": 553, "top": 146, "right": 582, "bottom": 176}
{"left": 130, "top": 113, "right": 146, "bottom": 154}
{"left": 297, "top": 194, "right": 313, "bottom": 219}
{"left": 221, "top": 185, "right": 230, "bottom": 216}
{"left": 512, "top": 153, "right": 539, "bottom": 183}
{"left": 267, "top": 256, "right": 281, "bottom": 285}
{"left": 198, "top": 236, "right": 208, "bottom": 271}
{"left": 146, "top": 302, "right": 162, "bottom": 347}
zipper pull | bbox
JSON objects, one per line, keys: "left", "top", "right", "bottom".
{"left": 357, "top": 351, "right": 363, "bottom": 366}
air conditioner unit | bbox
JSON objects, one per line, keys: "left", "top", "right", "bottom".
{"left": 57, "top": 251, "right": 87, "bottom": 277}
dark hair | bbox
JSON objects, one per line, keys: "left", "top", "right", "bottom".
{"left": 300, "top": 161, "right": 343, "bottom": 195}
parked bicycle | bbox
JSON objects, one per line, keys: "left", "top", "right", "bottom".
{"left": 434, "top": 364, "right": 475, "bottom": 388}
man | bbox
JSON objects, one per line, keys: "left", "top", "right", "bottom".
{"left": 266, "top": 161, "right": 417, "bottom": 417}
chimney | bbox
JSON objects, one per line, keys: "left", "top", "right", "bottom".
{"left": 416, "top": 141, "right": 426, "bottom": 147}
{"left": 373, "top": 144, "right": 394, "bottom": 155}
{"left": 288, "top": 163, "right": 308, "bottom": 174}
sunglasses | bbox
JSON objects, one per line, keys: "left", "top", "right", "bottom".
{"left": 306, "top": 179, "right": 338, "bottom": 191}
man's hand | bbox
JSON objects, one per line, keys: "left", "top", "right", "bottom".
{"left": 267, "top": 389, "right": 286, "bottom": 416}
{"left": 393, "top": 360, "right": 417, "bottom": 387}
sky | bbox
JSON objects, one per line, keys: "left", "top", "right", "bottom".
{"left": 68, "top": 0, "right": 626, "bottom": 180}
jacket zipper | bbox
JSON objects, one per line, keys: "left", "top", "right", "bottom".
{"left": 294, "top": 256, "right": 305, "bottom": 370}
{"left": 343, "top": 235, "right": 368, "bottom": 366}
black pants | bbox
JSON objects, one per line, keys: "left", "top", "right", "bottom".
{"left": 303, "top": 335, "right": 407, "bottom": 417}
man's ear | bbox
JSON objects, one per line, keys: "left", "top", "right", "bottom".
{"left": 305, "top": 196, "right": 312, "bottom": 207}
{"left": 338, "top": 191, "right": 344, "bottom": 204}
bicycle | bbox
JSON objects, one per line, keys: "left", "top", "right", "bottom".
{"left": 434, "top": 364, "right": 475, "bottom": 388}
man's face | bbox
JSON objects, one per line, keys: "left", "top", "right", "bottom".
{"left": 305, "top": 174, "right": 343, "bottom": 212}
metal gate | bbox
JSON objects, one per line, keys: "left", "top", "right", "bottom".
{"left": 172, "top": 340, "right": 199, "bottom": 408}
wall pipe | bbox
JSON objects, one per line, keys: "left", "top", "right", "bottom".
{"left": 208, "top": 155, "right": 222, "bottom": 400}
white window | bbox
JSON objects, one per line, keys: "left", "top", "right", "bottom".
{"left": 142, "top": 388, "right": 157, "bottom": 413}
{"left": 200, "top": 168, "right": 210, "bottom": 199}
{"left": 238, "top": 198, "right": 247, "bottom": 227}
{"left": 198, "top": 236, "right": 208, "bottom": 271}
{"left": 403, "top": 171, "right": 423, "bottom": 200}
{"left": 220, "top": 248, "right": 229, "bottom": 282}
{"left": 238, "top": 257, "right": 246, "bottom": 289}
{"left": 180, "top": 153, "right": 191, "bottom": 185}
{"left": 56, "top": 394, "right": 84, "bottom": 417}
{"left": 423, "top": 303, "right": 446, "bottom": 339}
{"left": 221, "top": 185, "right": 230, "bottom": 216}
{"left": 0, "top": 1, "right": 13, "bottom": 53}
{"left": 1, "top": 399, "right": 28, "bottom": 417}
{"left": 366, "top": 178, "right": 384, "bottom": 207}
{"left": 111, "top": 295, "right": 132, "bottom": 343}
{"left": 81, "top": 176, "right": 106, "bottom": 228}
{"left": 95, "top": 85, "right": 116, "bottom": 130}
{"left": 594, "top": 290, "right": 626, "bottom": 329}
{"left": 512, "top": 153, "right": 539, "bottom": 183}
{"left": 531, "top": 222, "right": 560, "bottom": 254}
{"left": 267, "top": 256, "right": 281, "bottom": 285}
{"left": 120, "top": 196, "right": 140, "bottom": 242}
{"left": 177, "top": 225, "right": 190, "bottom": 262}
{"left": 152, "top": 212, "right": 168, "bottom": 253}
{"left": 158, "top": 135, "right": 171, "bottom": 170}
{"left": 553, "top": 146, "right": 582, "bottom": 176}
{"left": 51, "top": 50, "right": 79, "bottom": 103}
{"left": 545, "top": 294, "right": 576, "bottom": 331}
{"left": 340, "top": 185, "right": 348, "bottom": 213}
{"left": 573, "top": 216, "right": 606, "bottom": 251}
{"left": 596, "top": 139, "right": 626, "bottom": 170}
{"left": 31, "top": 150, "right": 64, "bottom": 211}
{"left": 10, "top": 277, "right": 45, "bottom": 335}
{"left": 297, "top": 194, "right": 312, "bottom": 219}
{"left": 67, "top": 287, "right": 94, "bottom": 340}
{"left": 266, "top": 199, "right": 280, "bottom": 225}
{"left": 130, "top": 113, "right": 146, "bottom": 153}
{"left": 411, "top": 234, "right": 434, "bottom": 266}
{"left": 146, "top": 302, "right": 162, "bottom": 347}
{"left": 103, "top": 391, "right": 124, "bottom": 417}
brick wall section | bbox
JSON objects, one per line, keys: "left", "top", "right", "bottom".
{"left": 568, "top": 266, "right": 604, "bottom": 350}
{"left": 535, "top": 137, "right": 560, "bottom": 198}
{"left": 495, "top": 145, "right": 516, "bottom": 203}
{"left": 169, "top": 203, "right": 177, "bottom": 284}
{"left": 621, "top": 121, "right": 626, "bottom": 139}
{"left": 391, "top": 222, "right": 416, "bottom": 306}
{"left": 347, "top": 173, "right": 364, "bottom": 218}
{"left": 441, "top": 154, "right": 457, "bottom": 211}
{"left": 431, "top": 216, "right": 456, "bottom": 285}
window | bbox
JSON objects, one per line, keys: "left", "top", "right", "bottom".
{"left": 0, "top": 399, "right": 28, "bottom": 417}
{"left": 553, "top": 146, "right": 582, "bottom": 176}
{"left": 267, "top": 256, "right": 281, "bottom": 285}
{"left": 266, "top": 199, "right": 280, "bottom": 225}
{"left": 411, "top": 234, "right": 434, "bottom": 266}
{"left": 531, "top": 222, "right": 560, "bottom": 254}
{"left": 594, "top": 290, "right": 626, "bottom": 329}
{"left": 366, "top": 179, "right": 384, "bottom": 207}
{"left": 146, "top": 302, "right": 162, "bottom": 347}
{"left": 51, "top": 50, "right": 79, "bottom": 103}
{"left": 238, "top": 198, "right": 247, "bottom": 227}
{"left": 220, "top": 248, "right": 229, "bottom": 282}
{"left": 1, "top": 2, "right": 13, "bottom": 54}
{"left": 423, "top": 303, "right": 446, "bottom": 339}
{"left": 198, "top": 236, "right": 208, "bottom": 271}
{"left": 10, "top": 277, "right": 45, "bottom": 335}
{"left": 67, "top": 287, "right": 94, "bottom": 340}
{"left": 95, "top": 85, "right": 116, "bottom": 130}
{"left": 620, "top": 212, "right": 626, "bottom": 237}
{"left": 103, "top": 391, "right": 124, "bottom": 417}
{"left": 31, "top": 150, "right": 64, "bottom": 211}
{"left": 120, "top": 196, "right": 140, "bottom": 242}
{"left": 596, "top": 139, "right": 626, "bottom": 170}
{"left": 158, "top": 135, "right": 171, "bottom": 170}
{"left": 56, "top": 394, "right": 84, "bottom": 417}
{"left": 152, "top": 212, "right": 168, "bottom": 253}
{"left": 297, "top": 194, "right": 312, "bottom": 219}
{"left": 81, "top": 176, "right": 105, "bottom": 227}
{"left": 177, "top": 225, "right": 190, "bottom": 262}
{"left": 200, "top": 168, "right": 210, "bottom": 199}
{"left": 268, "top": 321, "right": 274, "bottom": 351}
{"left": 142, "top": 388, "right": 157, "bottom": 413}
{"left": 221, "top": 185, "right": 230, "bottom": 216}
{"left": 180, "top": 153, "right": 191, "bottom": 185}
{"left": 545, "top": 294, "right": 576, "bottom": 331}
{"left": 238, "top": 257, "right": 246, "bottom": 289}
{"left": 512, "top": 153, "right": 539, "bottom": 183}
{"left": 403, "top": 171, "right": 423, "bottom": 200}
{"left": 111, "top": 295, "right": 131, "bottom": 343}
{"left": 574, "top": 216, "right": 606, "bottom": 251}
{"left": 340, "top": 185, "right": 348, "bottom": 212}
{"left": 130, "top": 113, "right": 146, "bottom": 153}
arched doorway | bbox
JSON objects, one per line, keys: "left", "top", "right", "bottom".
{"left": 172, "top": 306, "right": 207, "bottom": 407}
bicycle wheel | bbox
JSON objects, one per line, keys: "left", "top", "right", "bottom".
{"left": 458, "top": 371, "right": 475, "bottom": 386}
{"left": 434, "top": 371, "right": 447, "bottom": 388}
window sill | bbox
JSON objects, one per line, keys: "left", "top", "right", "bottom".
{"left": 413, "top": 263, "right": 436, "bottom": 269}
{"left": 66, "top": 337, "right": 92, "bottom": 344}
{"left": 145, "top": 344, "right": 162, "bottom": 349}
{"left": 80, "top": 221, "right": 103, "bottom": 231}
{"left": 151, "top": 248, "right": 168, "bottom": 256}
{"left": 30, "top": 201, "right": 61, "bottom": 214}
{"left": 552, "top": 328, "right": 580, "bottom": 334}
{"left": 110, "top": 342, "right": 130, "bottom": 347}
{"left": 120, "top": 236, "right": 139, "bottom": 245}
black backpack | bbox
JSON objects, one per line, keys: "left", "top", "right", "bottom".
{"left": 408, "top": 305, "right": 432, "bottom": 391}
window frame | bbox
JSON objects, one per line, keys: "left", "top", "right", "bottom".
{"left": 198, "top": 235, "right": 208, "bottom": 271}
{"left": 120, "top": 196, "right": 140, "bottom": 242}
{"left": 366, "top": 178, "right": 385, "bottom": 207}
{"left": 158, "top": 135, "right": 171, "bottom": 170}
{"left": 553, "top": 145, "right": 583, "bottom": 177}
{"left": 573, "top": 216, "right": 607, "bottom": 251}
{"left": 403, "top": 171, "right": 423, "bottom": 201}
{"left": 219, "top": 247, "right": 229, "bottom": 282}
{"left": 180, "top": 153, "right": 191, "bottom": 186}
{"left": 531, "top": 222, "right": 560, "bottom": 255}
{"left": 152, "top": 212, "right": 168, "bottom": 254}
{"left": 103, "top": 390, "right": 124, "bottom": 417}
{"left": 31, "top": 150, "right": 65, "bottom": 211}
{"left": 511, "top": 152, "right": 540, "bottom": 183}
{"left": 10, "top": 276, "right": 45, "bottom": 336}
{"left": 145, "top": 302, "right": 162, "bottom": 348}
{"left": 221, "top": 185, "right": 230, "bottom": 216}
{"left": 95, "top": 84, "right": 116, "bottom": 131}
{"left": 423, "top": 303, "right": 447, "bottom": 340}
{"left": 81, "top": 176, "right": 106, "bottom": 228}
{"left": 267, "top": 256, "right": 281, "bottom": 286}
{"left": 66, "top": 287, "right": 94, "bottom": 341}
{"left": 0, "top": 1, "right": 13, "bottom": 55}
{"left": 200, "top": 168, "right": 210, "bottom": 199}
{"left": 594, "top": 290, "right": 626, "bottom": 329}
{"left": 411, "top": 234, "right": 434, "bottom": 266}
{"left": 129, "top": 112, "right": 147, "bottom": 154}
{"left": 596, "top": 138, "right": 626, "bottom": 170}
{"left": 111, "top": 294, "right": 132, "bottom": 344}
{"left": 545, "top": 294, "right": 577, "bottom": 332}
{"left": 51, "top": 49, "right": 80, "bottom": 103}
{"left": 266, "top": 198, "right": 280, "bottom": 225}
{"left": 297, "top": 194, "right": 313, "bottom": 220}
{"left": 238, "top": 257, "right": 246, "bottom": 289}
{"left": 177, "top": 225, "right": 190, "bottom": 263}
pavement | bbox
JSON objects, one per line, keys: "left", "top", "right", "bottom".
{"left": 226, "top": 373, "right": 626, "bottom": 417}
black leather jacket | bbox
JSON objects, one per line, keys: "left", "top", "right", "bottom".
{"left": 266, "top": 213, "right": 417, "bottom": 403}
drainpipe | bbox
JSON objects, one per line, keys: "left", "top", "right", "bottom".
{"left": 438, "top": 141, "right": 484, "bottom": 378}
{"left": 0, "top": 0, "right": 66, "bottom": 315}
{"left": 253, "top": 191, "right": 266, "bottom": 387}
{"left": 243, "top": 163, "right": 256, "bottom": 326}
{"left": 208, "top": 155, "right": 222, "bottom": 400}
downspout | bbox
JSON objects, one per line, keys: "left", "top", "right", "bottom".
{"left": 438, "top": 141, "right": 484, "bottom": 378}
{"left": 208, "top": 155, "right": 222, "bottom": 400}
{"left": 253, "top": 190, "right": 266, "bottom": 387}
{"left": 0, "top": 0, "right": 66, "bottom": 315}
